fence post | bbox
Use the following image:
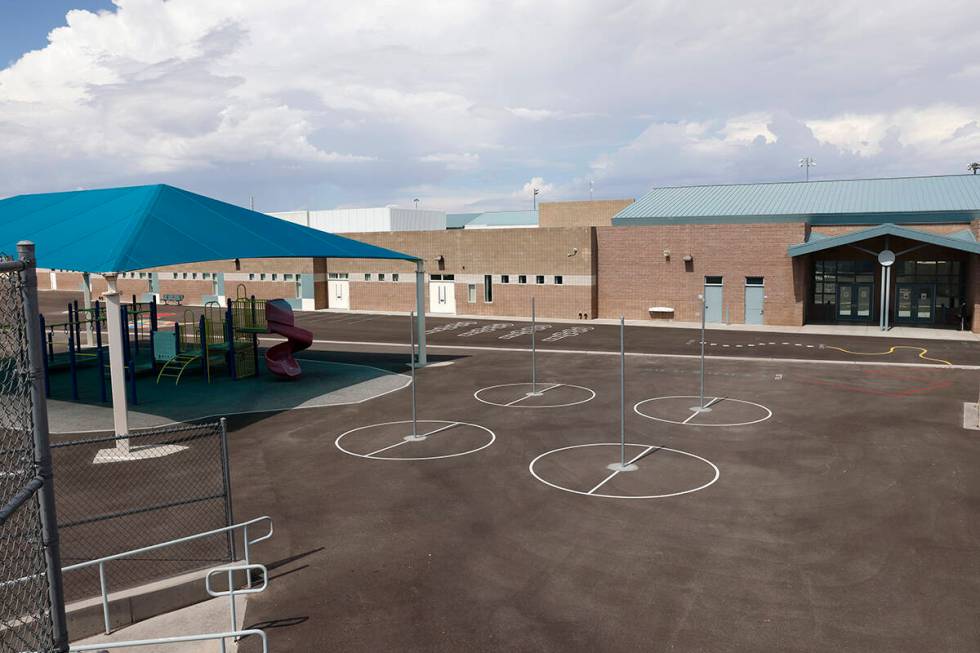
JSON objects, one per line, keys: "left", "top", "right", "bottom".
{"left": 219, "top": 418, "right": 237, "bottom": 562}
{"left": 18, "top": 241, "right": 70, "bottom": 652}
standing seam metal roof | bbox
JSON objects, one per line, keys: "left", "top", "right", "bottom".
{"left": 614, "top": 174, "right": 980, "bottom": 222}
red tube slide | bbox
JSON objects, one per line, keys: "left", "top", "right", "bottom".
{"left": 264, "top": 299, "right": 313, "bottom": 378}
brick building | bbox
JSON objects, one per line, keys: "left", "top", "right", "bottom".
{"left": 41, "top": 174, "right": 980, "bottom": 332}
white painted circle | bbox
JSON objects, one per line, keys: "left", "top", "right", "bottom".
{"left": 633, "top": 395, "right": 772, "bottom": 427}
{"left": 335, "top": 420, "right": 495, "bottom": 461}
{"left": 878, "top": 249, "right": 896, "bottom": 267}
{"left": 529, "top": 443, "right": 720, "bottom": 499}
{"left": 474, "top": 382, "right": 596, "bottom": 408}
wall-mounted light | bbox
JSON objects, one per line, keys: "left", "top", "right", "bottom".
{"left": 682, "top": 254, "right": 693, "bottom": 262}
{"left": 435, "top": 255, "right": 445, "bottom": 263}
{"left": 663, "top": 248, "right": 671, "bottom": 259}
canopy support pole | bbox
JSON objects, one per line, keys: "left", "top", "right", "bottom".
{"left": 82, "top": 272, "right": 93, "bottom": 346}
{"left": 415, "top": 260, "right": 427, "bottom": 366}
{"left": 104, "top": 273, "right": 130, "bottom": 448}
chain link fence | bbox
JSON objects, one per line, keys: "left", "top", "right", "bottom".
{"left": 0, "top": 256, "right": 61, "bottom": 652}
{"left": 53, "top": 421, "right": 234, "bottom": 603}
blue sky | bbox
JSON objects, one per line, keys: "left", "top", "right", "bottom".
{"left": 0, "top": 1, "right": 113, "bottom": 67}
{"left": 1, "top": 1, "right": 979, "bottom": 211}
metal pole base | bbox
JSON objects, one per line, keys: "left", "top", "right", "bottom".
{"left": 689, "top": 405, "right": 713, "bottom": 413}
{"left": 606, "top": 462, "right": 638, "bottom": 472}
{"left": 403, "top": 434, "right": 427, "bottom": 442}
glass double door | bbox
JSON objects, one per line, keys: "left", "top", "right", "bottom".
{"left": 837, "top": 283, "right": 873, "bottom": 321}
{"left": 895, "top": 284, "right": 934, "bottom": 323}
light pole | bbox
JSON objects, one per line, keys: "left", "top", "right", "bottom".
{"left": 968, "top": 162, "right": 980, "bottom": 175}
{"left": 413, "top": 198, "right": 420, "bottom": 209}
{"left": 799, "top": 157, "right": 816, "bottom": 181}
{"left": 532, "top": 188, "right": 539, "bottom": 210}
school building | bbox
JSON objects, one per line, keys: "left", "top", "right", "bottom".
{"left": 40, "top": 174, "right": 980, "bottom": 332}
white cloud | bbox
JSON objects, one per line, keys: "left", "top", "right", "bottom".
{"left": 418, "top": 152, "right": 480, "bottom": 171}
{"left": 1, "top": 0, "right": 980, "bottom": 207}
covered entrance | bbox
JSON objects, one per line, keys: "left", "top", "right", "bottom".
{"left": 789, "top": 223, "right": 978, "bottom": 331}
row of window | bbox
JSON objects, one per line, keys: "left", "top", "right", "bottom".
{"left": 246, "top": 273, "right": 302, "bottom": 282}
{"left": 361, "top": 273, "right": 401, "bottom": 282}
{"left": 704, "top": 276, "right": 765, "bottom": 286}
{"left": 448, "top": 274, "right": 564, "bottom": 285}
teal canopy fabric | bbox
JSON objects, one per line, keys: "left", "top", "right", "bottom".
{"left": 0, "top": 184, "right": 417, "bottom": 272}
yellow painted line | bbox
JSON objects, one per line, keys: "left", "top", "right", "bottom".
{"left": 824, "top": 345, "right": 952, "bottom": 366}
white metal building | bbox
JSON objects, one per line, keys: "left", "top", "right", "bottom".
{"left": 269, "top": 207, "right": 447, "bottom": 233}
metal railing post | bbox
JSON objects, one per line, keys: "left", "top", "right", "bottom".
{"left": 98, "top": 562, "right": 111, "bottom": 635}
{"left": 410, "top": 311, "right": 418, "bottom": 437}
{"left": 18, "top": 241, "right": 70, "bottom": 651}
{"left": 219, "top": 418, "right": 236, "bottom": 562}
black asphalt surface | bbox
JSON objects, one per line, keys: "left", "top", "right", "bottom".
{"left": 223, "top": 344, "right": 979, "bottom": 652}
{"left": 43, "top": 289, "right": 980, "bottom": 651}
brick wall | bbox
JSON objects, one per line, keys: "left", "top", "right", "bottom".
{"left": 812, "top": 223, "right": 972, "bottom": 237}
{"left": 538, "top": 199, "right": 635, "bottom": 228}
{"left": 595, "top": 223, "right": 807, "bottom": 325}
{"left": 326, "top": 227, "right": 597, "bottom": 319}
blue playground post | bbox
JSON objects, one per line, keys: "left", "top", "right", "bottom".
{"left": 39, "top": 314, "right": 50, "bottom": 398}
{"left": 67, "top": 330, "right": 78, "bottom": 401}
{"left": 199, "top": 315, "right": 208, "bottom": 378}
{"left": 120, "top": 305, "right": 138, "bottom": 405}
{"left": 148, "top": 296, "right": 158, "bottom": 372}
{"left": 94, "top": 301, "right": 106, "bottom": 403}
{"left": 225, "top": 303, "right": 237, "bottom": 380}
{"left": 250, "top": 295, "right": 259, "bottom": 372}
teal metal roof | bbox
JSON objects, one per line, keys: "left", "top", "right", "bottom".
{"left": 787, "top": 223, "right": 980, "bottom": 257}
{"left": 0, "top": 184, "right": 417, "bottom": 273}
{"left": 446, "top": 210, "right": 538, "bottom": 228}
{"left": 613, "top": 174, "right": 980, "bottom": 226}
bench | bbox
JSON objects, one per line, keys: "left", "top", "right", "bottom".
{"left": 161, "top": 293, "right": 184, "bottom": 305}
{"left": 649, "top": 306, "right": 674, "bottom": 320}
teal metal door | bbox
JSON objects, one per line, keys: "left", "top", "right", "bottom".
{"left": 704, "top": 284, "right": 723, "bottom": 323}
{"left": 836, "top": 283, "right": 873, "bottom": 321}
{"left": 895, "top": 284, "right": 935, "bottom": 323}
{"left": 744, "top": 285, "right": 764, "bottom": 325}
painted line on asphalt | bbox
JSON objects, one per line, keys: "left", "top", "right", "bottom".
{"left": 272, "top": 338, "right": 980, "bottom": 370}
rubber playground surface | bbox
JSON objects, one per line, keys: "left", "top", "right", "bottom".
{"left": 41, "top": 291, "right": 980, "bottom": 651}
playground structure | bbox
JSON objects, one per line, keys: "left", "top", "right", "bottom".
{"left": 40, "top": 286, "right": 315, "bottom": 404}
{"left": 40, "top": 295, "right": 158, "bottom": 405}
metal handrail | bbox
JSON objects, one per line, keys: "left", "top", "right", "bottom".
{"left": 206, "top": 563, "right": 268, "bottom": 653}
{"left": 62, "top": 515, "right": 273, "bottom": 636}
{"left": 69, "top": 628, "right": 268, "bottom": 652}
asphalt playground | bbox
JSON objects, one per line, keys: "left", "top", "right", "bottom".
{"left": 41, "top": 291, "right": 980, "bottom": 651}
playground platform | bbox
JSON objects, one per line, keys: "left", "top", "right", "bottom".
{"left": 45, "top": 352, "right": 410, "bottom": 433}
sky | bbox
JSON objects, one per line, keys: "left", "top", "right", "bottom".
{"left": 1, "top": 0, "right": 980, "bottom": 212}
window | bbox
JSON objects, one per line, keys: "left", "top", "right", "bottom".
{"left": 379, "top": 273, "right": 386, "bottom": 281}
{"left": 812, "top": 260, "right": 876, "bottom": 305}
{"left": 430, "top": 274, "right": 442, "bottom": 281}
{"left": 501, "top": 275, "right": 510, "bottom": 284}
{"left": 202, "top": 273, "right": 210, "bottom": 280}
{"left": 260, "top": 273, "right": 267, "bottom": 281}
{"left": 284, "top": 274, "right": 294, "bottom": 281}
{"left": 139, "top": 272, "right": 146, "bottom": 279}
{"left": 535, "top": 275, "right": 545, "bottom": 284}
{"left": 468, "top": 284, "right": 477, "bottom": 303}
{"left": 191, "top": 272, "right": 198, "bottom": 280}
{"left": 172, "top": 273, "right": 178, "bottom": 279}
{"left": 271, "top": 273, "right": 278, "bottom": 281}
{"left": 746, "top": 276, "right": 764, "bottom": 286}
{"left": 554, "top": 275, "right": 563, "bottom": 285}
{"left": 248, "top": 273, "right": 255, "bottom": 281}
{"left": 392, "top": 273, "right": 399, "bottom": 282}
{"left": 365, "top": 273, "right": 372, "bottom": 281}
{"left": 704, "top": 276, "right": 723, "bottom": 285}
{"left": 484, "top": 275, "right": 493, "bottom": 303}
{"left": 518, "top": 275, "right": 527, "bottom": 284}
{"left": 183, "top": 272, "right": 190, "bottom": 279}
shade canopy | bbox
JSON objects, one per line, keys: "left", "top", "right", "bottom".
{"left": 0, "top": 184, "right": 417, "bottom": 273}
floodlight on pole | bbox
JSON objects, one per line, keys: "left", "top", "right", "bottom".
{"left": 413, "top": 198, "right": 420, "bottom": 209}
{"left": 532, "top": 187, "right": 540, "bottom": 211}
{"left": 799, "top": 157, "right": 816, "bottom": 181}
{"left": 968, "top": 162, "right": 980, "bottom": 175}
